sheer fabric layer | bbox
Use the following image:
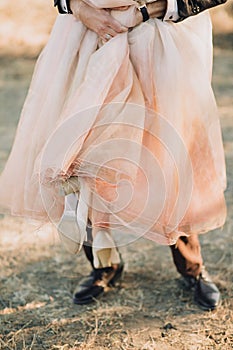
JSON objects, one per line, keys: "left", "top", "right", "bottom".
{"left": 0, "top": 6, "right": 227, "bottom": 245}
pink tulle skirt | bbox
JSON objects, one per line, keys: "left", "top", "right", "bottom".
{"left": 0, "top": 7, "right": 227, "bottom": 245}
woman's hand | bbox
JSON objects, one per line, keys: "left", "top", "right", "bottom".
{"left": 70, "top": 0, "right": 128, "bottom": 42}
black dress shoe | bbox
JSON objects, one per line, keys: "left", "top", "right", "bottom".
{"left": 184, "top": 266, "right": 221, "bottom": 311}
{"left": 194, "top": 267, "right": 221, "bottom": 310}
{"left": 73, "top": 261, "right": 124, "bottom": 305}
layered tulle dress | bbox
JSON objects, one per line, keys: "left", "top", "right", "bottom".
{"left": 0, "top": 0, "right": 227, "bottom": 247}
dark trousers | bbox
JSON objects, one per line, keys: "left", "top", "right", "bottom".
{"left": 170, "top": 234, "right": 203, "bottom": 277}
{"left": 83, "top": 231, "right": 203, "bottom": 278}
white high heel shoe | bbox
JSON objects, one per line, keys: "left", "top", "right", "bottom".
{"left": 57, "top": 178, "right": 90, "bottom": 254}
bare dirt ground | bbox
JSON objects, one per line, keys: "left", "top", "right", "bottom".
{"left": 0, "top": 1, "right": 233, "bottom": 349}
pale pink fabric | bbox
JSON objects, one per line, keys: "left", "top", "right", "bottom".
{"left": 0, "top": 4, "right": 227, "bottom": 245}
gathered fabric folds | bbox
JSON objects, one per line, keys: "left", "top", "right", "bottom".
{"left": 0, "top": 1, "right": 227, "bottom": 245}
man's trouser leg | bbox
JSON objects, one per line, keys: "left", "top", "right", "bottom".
{"left": 170, "top": 234, "right": 203, "bottom": 278}
{"left": 82, "top": 225, "right": 94, "bottom": 268}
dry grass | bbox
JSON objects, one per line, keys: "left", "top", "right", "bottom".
{"left": 0, "top": 217, "right": 233, "bottom": 349}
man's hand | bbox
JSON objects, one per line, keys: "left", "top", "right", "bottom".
{"left": 70, "top": 0, "right": 128, "bottom": 42}
{"left": 134, "top": 0, "right": 167, "bottom": 26}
